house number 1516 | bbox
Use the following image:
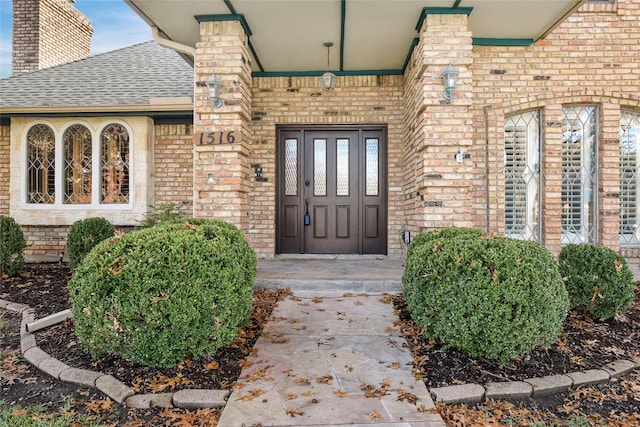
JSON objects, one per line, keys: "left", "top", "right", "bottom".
{"left": 193, "top": 130, "right": 237, "bottom": 145}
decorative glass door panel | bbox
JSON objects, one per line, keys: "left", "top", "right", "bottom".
{"left": 277, "top": 127, "right": 387, "bottom": 254}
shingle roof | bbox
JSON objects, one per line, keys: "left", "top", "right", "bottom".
{"left": 0, "top": 41, "right": 193, "bottom": 110}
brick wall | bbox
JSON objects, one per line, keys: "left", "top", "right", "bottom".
{"left": 12, "top": 0, "right": 92, "bottom": 75}
{"left": 153, "top": 124, "right": 194, "bottom": 215}
{"left": 0, "top": 125, "right": 9, "bottom": 216}
{"left": 402, "top": 12, "right": 476, "bottom": 236}
{"left": 472, "top": 0, "right": 640, "bottom": 254}
{"left": 194, "top": 20, "right": 253, "bottom": 230}
{"left": 249, "top": 75, "right": 405, "bottom": 257}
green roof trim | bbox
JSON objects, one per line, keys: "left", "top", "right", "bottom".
{"left": 452, "top": 0, "right": 462, "bottom": 8}
{"left": 416, "top": 7, "right": 473, "bottom": 31}
{"left": 473, "top": 38, "right": 534, "bottom": 46}
{"left": 194, "top": 14, "right": 252, "bottom": 36}
{"left": 252, "top": 69, "right": 403, "bottom": 78}
{"left": 402, "top": 38, "right": 419, "bottom": 72}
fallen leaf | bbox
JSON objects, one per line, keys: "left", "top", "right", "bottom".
{"left": 370, "top": 410, "right": 383, "bottom": 422}
{"left": 286, "top": 393, "right": 298, "bottom": 400}
{"left": 334, "top": 389, "right": 348, "bottom": 397}
{"left": 204, "top": 360, "right": 220, "bottom": 370}
{"left": 286, "top": 407, "right": 304, "bottom": 417}
{"left": 238, "top": 389, "right": 266, "bottom": 401}
{"left": 315, "top": 375, "right": 334, "bottom": 384}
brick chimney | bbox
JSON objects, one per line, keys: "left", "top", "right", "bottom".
{"left": 12, "top": 0, "right": 93, "bottom": 76}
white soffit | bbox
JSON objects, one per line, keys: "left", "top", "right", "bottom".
{"left": 125, "top": 0, "right": 586, "bottom": 73}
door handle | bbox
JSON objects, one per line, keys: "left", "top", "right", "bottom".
{"left": 304, "top": 198, "right": 311, "bottom": 225}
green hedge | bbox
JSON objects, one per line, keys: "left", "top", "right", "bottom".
{"left": 69, "top": 218, "right": 257, "bottom": 367}
{"left": 559, "top": 244, "right": 635, "bottom": 319}
{"left": 66, "top": 217, "right": 114, "bottom": 269}
{"left": 403, "top": 234, "right": 569, "bottom": 362}
{"left": 0, "top": 216, "right": 26, "bottom": 277}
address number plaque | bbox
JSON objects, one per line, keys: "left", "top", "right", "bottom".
{"left": 193, "top": 129, "right": 239, "bottom": 146}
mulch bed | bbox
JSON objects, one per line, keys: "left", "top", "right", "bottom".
{"left": 2, "top": 262, "right": 640, "bottom": 426}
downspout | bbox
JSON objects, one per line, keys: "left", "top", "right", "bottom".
{"left": 151, "top": 25, "right": 196, "bottom": 58}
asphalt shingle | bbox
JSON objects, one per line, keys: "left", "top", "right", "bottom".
{"left": 0, "top": 41, "right": 193, "bottom": 109}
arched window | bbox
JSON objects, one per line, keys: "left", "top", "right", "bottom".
{"left": 27, "top": 124, "right": 56, "bottom": 204}
{"left": 63, "top": 124, "right": 92, "bottom": 204}
{"left": 100, "top": 123, "right": 130, "bottom": 204}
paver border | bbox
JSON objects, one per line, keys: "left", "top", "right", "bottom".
{"left": 3, "top": 297, "right": 640, "bottom": 407}
{"left": 1, "top": 298, "right": 228, "bottom": 409}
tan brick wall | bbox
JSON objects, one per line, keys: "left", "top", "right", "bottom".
{"left": 153, "top": 124, "right": 194, "bottom": 215}
{"left": 474, "top": 0, "right": 640, "bottom": 255}
{"left": 249, "top": 75, "right": 405, "bottom": 257}
{"left": 194, "top": 20, "right": 253, "bottom": 230}
{"left": 12, "top": 0, "right": 92, "bottom": 75}
{"left": 402, "top": 13, "right": 476, "bottom": 236}
{"left": 0, "top": 126, "right": 11, "bottom": 216}
{"left": 0, "top": 125, "right": 9, "bottom": 216}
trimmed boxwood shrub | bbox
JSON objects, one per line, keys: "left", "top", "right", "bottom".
{"left": 403, "top": 234, "right": 569, "bottom": 362}
{"left": 559, "top": 244, "right": 635, "bottom": 319}
{"left": 408, "top": 227, "right": 485, "bottom": 257}
{"left": 136, "top": 202, "right": 186, "bottom": 230}
{"left": 68, "top": 218, "right": 257, "bottom": 367}
{"left": 0, "top": 216, "right": 26, "bottom": 277}
{"left": 66, "top": 217, "right": 115, "bottom": 269}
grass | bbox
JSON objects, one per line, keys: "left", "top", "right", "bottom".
{"left": 0, "top": 400, "right": 109, "bottom": 427}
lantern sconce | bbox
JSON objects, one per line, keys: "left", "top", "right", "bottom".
{"left": 441, "top": 63, "right": 459, "bottom": 103}
{"left": 320, "top": 41, "right": 338, "bottom": 90}
{"left": 206, "top": 72, "right": 224, "bottom": 108}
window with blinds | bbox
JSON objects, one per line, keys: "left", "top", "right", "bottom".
{"left": 620, "top": 109, "right": 640, "bottom": 245}
{"left": 504, "top": 111, "right": 541, "bottom": 241}
{"left": 561, "top": 106, "right": 597, "bottom": 244}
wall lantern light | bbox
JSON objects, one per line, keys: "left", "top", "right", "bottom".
{"left": 441, "top": 63, "right": 459, "bottom": 102}
{"left": 320, "top": 41, "right": 338, "bottom": 90}
{"left": 206, "top": 72, "right": 224, "bottom": 108}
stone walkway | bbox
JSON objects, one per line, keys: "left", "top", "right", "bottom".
{"left": 217, "top": 292, "right": 445, "bottom": 427}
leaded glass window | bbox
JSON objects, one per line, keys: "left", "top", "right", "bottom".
{"left": 101, "top": 123, "right": 130, "bottom": 204}
{"left": 314, "top": 139, "right": 327, "bottom": 196}
{"left": 504, "top": 111, "right": 541, "bottom": 242}
{"left": 562, "top": 105, "right": 597, "bottom": 244}
{"left": 284, "top": 138, "right": 298, "bottom": 196}
{"left": 27, "top": 124, "right": 55, "bottom": 204}
{"left": 336, "top": 139, "right": 349, "bottom": 196}
{"left": 620, "top": 109, "right": 640, "bottom": 245}
{"left": 366, "top": 138, "right": 379, "bottom": 196}
{"left": 64, "top": 125, "right": 92, "bottom": 204}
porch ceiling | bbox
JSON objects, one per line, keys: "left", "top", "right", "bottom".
{"left": 125, "top": 0, "right": 586, "bottom": 75}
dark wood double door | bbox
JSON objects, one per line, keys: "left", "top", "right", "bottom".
{"left": 276, "top": 126, "right": 387, "bottom": 254}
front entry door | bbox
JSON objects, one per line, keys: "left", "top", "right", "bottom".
{"left": 277, "top": 126, "right": 387, "bottom": 254}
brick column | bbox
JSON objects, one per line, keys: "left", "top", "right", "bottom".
{"left": 405, "top": 11, "right": 474, "bottom": 232}
{"left": 193, "top": 20, "right": 252, "bottom": 230}
{"left": 600, "top": 101, "right": 621, "bottom": 249}
{"left": 542, "top": 103, "right": 564, "bottom": 255}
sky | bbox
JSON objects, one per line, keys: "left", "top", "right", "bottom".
{"left": 0, "top": 0, "right": 152, "bottom": 79}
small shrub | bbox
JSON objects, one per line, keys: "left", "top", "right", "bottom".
{"left": 559, "top": 244, "right": 635, "bottom": 319}
{"left": 69, "top": 218, "right": 256, "bottom": 367}
{"left": 136, "top": 202, "right": 186, "bottom": 229}
{"left": 66, "top": 217, "right": 115, "bottom": 269}
{"left": 408, "top": 227, "right": 485, "bottom": 256}
{"left": 403, "top": 235, "right": 568, "bottom": 362}
{"left": 0, "top": 216, "right": 26, "bottom": 277}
